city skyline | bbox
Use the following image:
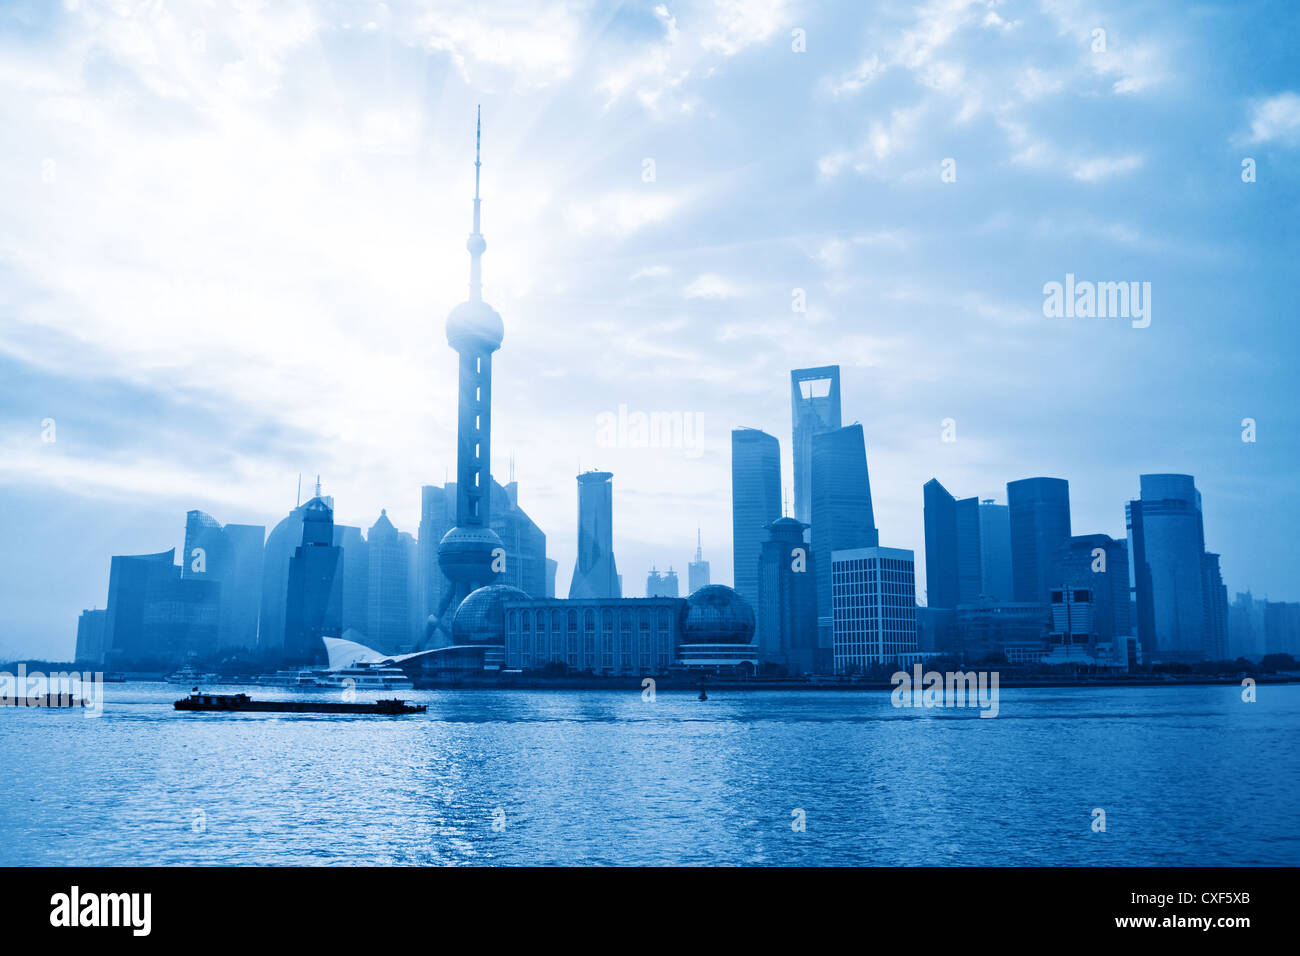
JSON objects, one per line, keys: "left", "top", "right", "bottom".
{"left": 3, "top": 0, "right": 1299, "bottom": 659}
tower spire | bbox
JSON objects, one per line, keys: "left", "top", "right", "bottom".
{"left": 467, "top": 104, "right": 485, "bottom": 303}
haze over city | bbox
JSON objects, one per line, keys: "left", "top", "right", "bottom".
{"left": 2, "top": 0, "right": 1298, "bottom": 659}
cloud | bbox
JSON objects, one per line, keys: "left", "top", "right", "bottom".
{"left": 1245, "top": 91, "right": 1300, "bottom": 144}
{"left": 684, "top": 272, "right": 744, "bottom": 299}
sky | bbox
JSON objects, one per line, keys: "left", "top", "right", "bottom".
{"left": 1, "top": 0, "right": 1298, "bottom": 660}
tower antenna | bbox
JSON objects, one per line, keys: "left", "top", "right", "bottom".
{"left": 296, "top": 474, "right": 301, "bottom": 508}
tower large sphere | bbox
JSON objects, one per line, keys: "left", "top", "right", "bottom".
{"left": 446, "top": 299, "right": 503, "bottom": 353}
{"left": 437, "top": 525, "right": 504, "bottom": 584}
{"left": 681, "top": 585, "right": 756, "bottom": 645}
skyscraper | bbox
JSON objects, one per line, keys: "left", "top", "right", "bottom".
{"left": 731, "top": 428, "right": 782, "bottom": 617}
{"left": 791, "top": 366, "right": 841, "bottom": 526}
{"left": 977, "top": 499, "right": 1013, "bottom": 602}
{"left": 831, "top": 546, "right": 917, "bottom": 673}
{"left": 260, "top": 502, "right": 305, "bottom": 656}
{"left": 366, "top": 510, "right": 412, "bottom": 654}
{"left": 756, "top": 517, "right": 819, "bottom": 673}
{"left": 1047, "top": 534, "right": 1132, "bottom": 646}
{"left": 688, "top": 529, "right": 711, "bottom": 595}
{"left": 103, "top": 549, "right": 220, "bottom": 666}
{"left": 1126, "top": 474, "right": 1223, "bottom": 662}
{"left": 1007, "top": 477, "right": 1071, "bottom": 605}
{"left": 181, "top": 510, "right": 264, "bottom": 651}
{"left": 283, "top": 494, "right": 342, "bottom": 664}
{"left": 433, "top": 108, "right": 507, "bottom": 641}
{"left": 923, "top": 479, "right": 959, "bottom": 609}
{"left": 569, "top": 470, "right": 620, "bottom": 598}
{"left": 811, "top": 424, "right": 878, "bottom": 647}
{"left": 333, "top": 524, "right": 369, "bottom": 638}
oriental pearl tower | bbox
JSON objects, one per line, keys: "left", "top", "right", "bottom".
{"left": 429, "top": 107, "right": 505, "bottom": 643}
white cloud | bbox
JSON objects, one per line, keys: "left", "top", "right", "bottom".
{"left": 1245, "top": 91, "right": 1300, "bottom": 144}
{"left": 684, "top": 273, "right": 744, "bottom": 299}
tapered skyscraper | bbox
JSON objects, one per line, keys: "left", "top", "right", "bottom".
{"left": 431, "top": 108, "right": 506, "bottom": 642}
{"left": 791, "top": 366, "right": 841, "bottom": 526}
{"left": 569, "top": 471, "right": 620, "bottom": 598}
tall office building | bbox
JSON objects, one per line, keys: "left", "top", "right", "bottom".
{"left": 181, "top": 510, "right": 265, "bottom": 652}
{"left": 1007, "top": 477, "right": 1071, "bottom": 605}
{"left": 831, "top": 546, "right": 917, "bottom": 673}
{"left": 1126, "top": 474, "right": 1225, "bottom": 662}
{"left": 366, "top": 510, "right": 413, "bottom": 654}
{"left": 74, "top": 608, "right": 107, "bottom": 665}
{"left": 1047, "top": 534, "right": 1132, "bottom": 646}
{"left": 417, "top": 484, "right": 454, "bottom": 642}
{"left": 756, "top": 517, "right": 820, "bottom": 674}
{"left": 283, "top": 495, "right": 342, "bottom": 664}
{"left": 544, "top": 558, "right": 557, "bottom": 599}
{"left": 493, "top": 478, "right": 548, "bottom": 598}
{"left": 103, "top": 548, "right": 220, "bottom": 667}
{"left": 333, "top": 524, "right": 369, "bottom": 638}
{"left": 260, "top": 502, "right": 305, "bottom": 656}
{"left": 688, "top": 530, "right": 711, "bottom": 595}
{"left": 811, "top": 424, "right": 878, "bottom": 647}
{"left": 1229, "top": 591, "right": 1266, "bottom": 659}
{"left": 569, "top": 471, "right": 620, "bottom": 599}
{"left": 1202, "top": 552, "right": 1229, "bottom": 661}
{"left": 791, "top": 366, "right": 842, "bottom": 525}
{"left": 924, "top": 482, "right": 1013, "bottom": 608}
{"left": 977, "top": 499, "right": 1013, "bottom": 602}
{"left": 923, "top": 481, "right": 981, "bottom": 606}
{"left": 433, "top": 108, "right": 507, "bottom": 641}
{"left": 731, "top": 428, "right": 782, "bottom": 617}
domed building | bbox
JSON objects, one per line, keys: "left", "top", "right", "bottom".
{"left": 677, "top": 585, "right": 760, "bottom": 673}
{"left": 452, "top": 584, "right": 531, "bottom": 645}
{"left": 682, "top": 585, "right": 756, "bottom": 644}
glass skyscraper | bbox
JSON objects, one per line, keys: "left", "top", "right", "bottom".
{"left": 730, "top": 428, "right": 782, "bottom": 618}
{"left": 790, "top": 366, "right": 841, "bottom": 526}
{"left": 1126, "top": 474, "right": 1226, "bottom": 662}
{"left": 811, "top": 424, "right": 878, "bottom": 646}
{"left": 569, "top": 470, "right": 620, "bottom": 599}
{"left": 1007, "top": 477, "right": 1072, "bottom": 605}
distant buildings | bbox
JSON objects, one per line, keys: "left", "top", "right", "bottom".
{"left": 182, "top": 510, "right": 265, "bottom": 651}
{"left": 688, "top": 530, "right": 710, "bottom": 595}
{"left": 569, "top": 470, "right": 620, "bottom": 599}
{"left": 1127, "top": 474, "right": 1227, "bottom": 662}
{"left": 1007, "top": 477, "right": 1072, "bottom": 605}
{"left": 74, "top": 608, "right": 107, "bottom": 665}
{"left": 830, "top": 546, "right": 917, "bottom": 673}
{"left": 646, "top": 567, "right": 679, "bottom": 598}
{"left": 730, "top": 428, "right": 782, "bottom": 616}
{"left": 757, "top": 517, "right": 819, "bottom": 674}
{"left": 811, "top": 424, "right": 879, "bottom": 648}
{"left": 366, "top": 510, "right": 414, "bottom": 654}
{"left": 791, "top": 366, "right": 841, "bottom": 526}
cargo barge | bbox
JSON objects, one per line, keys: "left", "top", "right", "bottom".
{"left": 174, "top": 692, "right": 426, "bottom": 715}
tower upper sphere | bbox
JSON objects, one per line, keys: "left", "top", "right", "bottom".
{"left": 445, "top": 105, "right": 503, "bottom": 354}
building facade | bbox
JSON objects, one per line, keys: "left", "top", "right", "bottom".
{"left": 757, "top": 517, "right": 820, "bottom": 673}
{"left": 731, "top": 427, "right": 782, "bottom": 616}
{"left": 830, "top": 546, "right": 917, "bottom": 673}
{"left": 1007, "top": 476, "right": 1072, "bottom": 605}
{"left": 791, "top": 365, "right": 841, "bottom": 526}
{"left": 569, "top": 470, "right": 620, "bottom": 599}
{"left": 503, "top": 597, "right": 684, "bottom": 674}
{"left": 812, "top": 425, "right": 879, "bottom": 649}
